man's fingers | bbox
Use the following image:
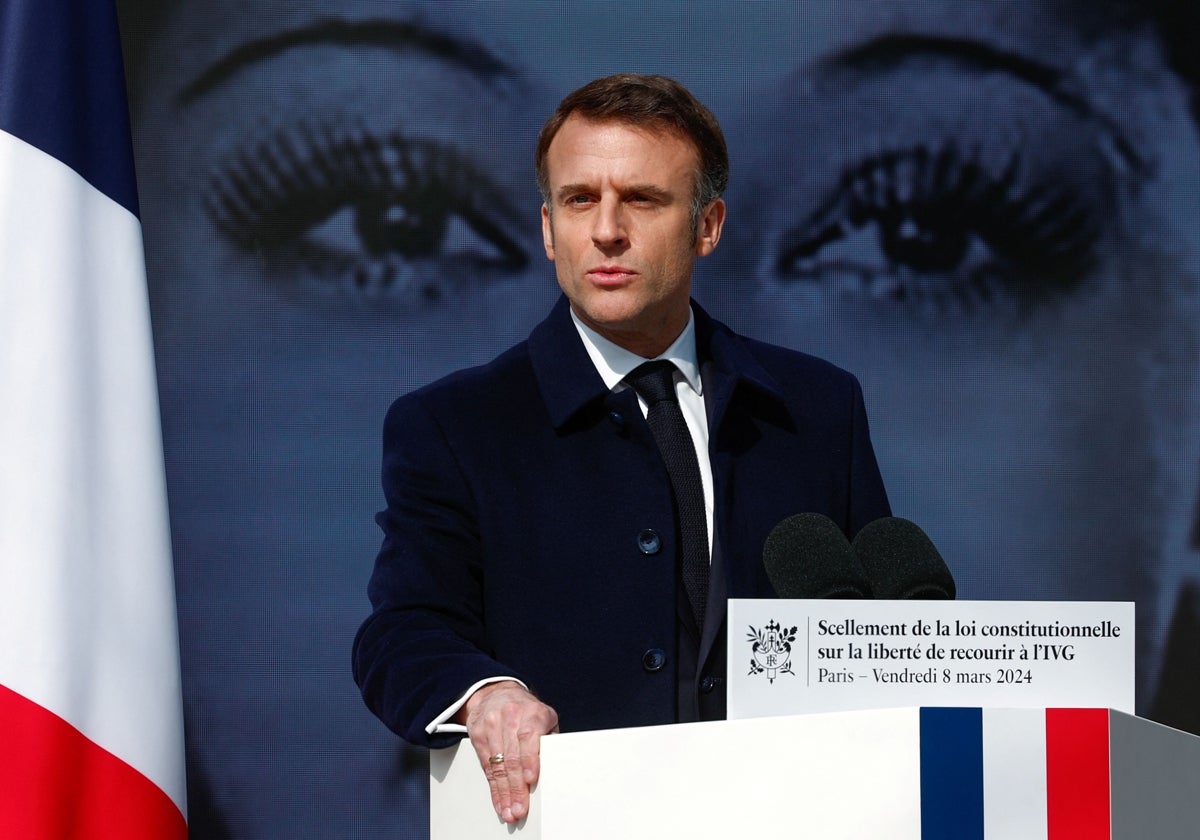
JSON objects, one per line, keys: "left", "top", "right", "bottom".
{"left": 500, "top": 718, "right": 531, "bottom": 820}
{"left": 462, "top": 682, "right": 557, "bottom": 824}
{"left": 482, "top": 747, "right": 517, "bottom": 821}
{"left": 479, "top": 730, "right": 527, "bottom": 823}
{"left": 470, "top": 731, "right": 515, "bottom": 820}
{"left": 518, "top": 728, "right": 542, "bottom": 787}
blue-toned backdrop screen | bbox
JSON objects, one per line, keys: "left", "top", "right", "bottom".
{"left": 117, "top": 1, "right": 1200, "bottom": 837}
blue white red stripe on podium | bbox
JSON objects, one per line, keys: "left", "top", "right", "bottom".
{"left": 919, "top": 707, "right": 1111, "bottom": 839}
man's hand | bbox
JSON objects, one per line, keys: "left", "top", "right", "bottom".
{"left": 458, "top": 680, "right": 559, "bottom": 824}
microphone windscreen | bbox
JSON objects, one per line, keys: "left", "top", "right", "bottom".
{"left": 852, "top": 517, "right": 956, "bottom": 600}
{"left": 763, "top": 513, "right": 873, "bottom": 599}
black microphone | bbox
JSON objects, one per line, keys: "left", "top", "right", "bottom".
{"left": 851, "top": 517, "right": 956, "bottom": 600}
{"left": 762, "top": 513, "right": 874, "bottom": 599}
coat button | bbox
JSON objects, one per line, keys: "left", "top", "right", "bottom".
{"left": 608, "top": 411, "right": 626, "bottom": 430}
{"left": 700, "top": 675, "right": 716, "bottom": 693}
{"left": 637, "top": 529, "right": 661, "bottom": 555}
{"left": 642, "top": 648, "right": 667, "bottom": 672}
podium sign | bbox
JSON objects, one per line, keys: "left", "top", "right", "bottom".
{"left": 727, "top": 600, "right": 1133, "bottom": 720}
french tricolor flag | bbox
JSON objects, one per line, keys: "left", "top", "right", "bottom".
{"left": 921, "top": 708, "right": 1119, "bottom": 839}
{"left": 0, "top": 0, "right": 187, "bottom": 836}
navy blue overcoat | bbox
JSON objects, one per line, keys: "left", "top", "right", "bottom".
{"left": 353, "top": 296, "right": 890, "bottom": 747}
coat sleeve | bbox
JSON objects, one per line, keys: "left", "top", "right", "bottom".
{"left": 351, "top": 391, "right": 524, "bottom": 748}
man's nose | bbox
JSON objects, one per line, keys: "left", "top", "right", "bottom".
{"left": 591, "top": 199, "right": 627, "bottom": 248}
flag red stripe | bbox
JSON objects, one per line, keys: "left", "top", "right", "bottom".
{"left": 1046, "top": 708, "right": 1111, "bottom": 839}
{"left": 0, "top": 684, "right": 186, "bottom": 839}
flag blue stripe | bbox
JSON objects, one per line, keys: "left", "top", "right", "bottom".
{"left": 920, "top": 707, "right": 985, "bottom": 840}
{"left": 0, "top": 0, "right": 139, "bottom": 217}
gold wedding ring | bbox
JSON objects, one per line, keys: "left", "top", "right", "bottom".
{"left": 488, "top": 753, "right": 505, "bottom": 765}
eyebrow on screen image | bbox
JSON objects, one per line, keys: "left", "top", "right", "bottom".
{"left": 177, "top": 17, "right": 516, "bottom": 104}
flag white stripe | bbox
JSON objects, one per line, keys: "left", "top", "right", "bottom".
{"left": 983, "top": 708, "right": 1047, "bottom": 840}
{"left": 0, "top": 127, "right": 185, "bottom": 815}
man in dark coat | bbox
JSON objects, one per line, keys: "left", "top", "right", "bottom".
{"left": 353, "top": 73, "right": 891, "bottom": 824}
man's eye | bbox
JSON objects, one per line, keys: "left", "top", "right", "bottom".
{"left": 771, "top": 141, "right": 1115, "bottom": 318}
{"left": 204, "top": 117, "right": 529, "bottom": 308}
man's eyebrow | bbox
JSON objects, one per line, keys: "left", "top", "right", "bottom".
{"left": 823, "top": 33, "right": 1146, "bottom": 172}
{"left": 554, "top": 183, "right": 674, "bottom": 201}
{"left": 623, "top": 184, "right": 674, "bottom": 200}
{"left": 554, "top": 183, "right": 594, "bottom": 203}
{"left": 178, "top": 17, "right": 515, "bottom": 105}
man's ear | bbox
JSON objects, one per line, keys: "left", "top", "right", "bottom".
{"left": 695, "top": 198, "right": 726, "bottom": 257}
{"left": 541, "top": 203, "right": 556, "bottom": 261}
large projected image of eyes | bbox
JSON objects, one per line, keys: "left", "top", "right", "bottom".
{"left": 754, "top": 35, "right": 1146, "bottom": 320}
{"left": 773, "top": 139, "right": 1110, "bottom": 312}
{"left": 145, "top": 14, "right": 544, "bottom": 316}
{"left": 204, "top": 120, "right": 530, "bottom": 305}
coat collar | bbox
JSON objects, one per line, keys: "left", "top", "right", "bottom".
{"left": 529, "top": 295, "right": 785, "bottom": 431}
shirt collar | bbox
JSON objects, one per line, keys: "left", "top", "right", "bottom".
{"left": 569, "top": 306, "right": 703, "bottom": 398}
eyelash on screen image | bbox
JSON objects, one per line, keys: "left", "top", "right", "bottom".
{"left": 771, "top": 139, "right": 1117, "bottom": 318}
{"left": 203, "top": 117, "right": 530, "bottom": 306}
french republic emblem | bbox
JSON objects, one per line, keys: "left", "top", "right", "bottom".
{"left": 747, "top": 620, "right": 796, "bottom": 683}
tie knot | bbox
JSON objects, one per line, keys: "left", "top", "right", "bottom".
{"left": 626, "top": 360, "right": 678, "bottom": 405}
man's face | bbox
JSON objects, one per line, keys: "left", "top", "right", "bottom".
{"left": 541, "top": 115, "right": 724, "bottom": 356}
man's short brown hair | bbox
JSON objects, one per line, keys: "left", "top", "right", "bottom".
{"left": 535, "top": 73, "right": 729, "bottom": 223}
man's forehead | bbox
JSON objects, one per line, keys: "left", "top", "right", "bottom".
{"left": 545, "top": 114, "right": 699, "bottom": 175}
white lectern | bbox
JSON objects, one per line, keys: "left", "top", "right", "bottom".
{"left": 430, "top": 708, "right": 1200, "bottom": 839}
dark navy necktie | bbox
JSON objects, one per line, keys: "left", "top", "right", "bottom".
{"left": 626, "top": 360, "right": 709, "bottom": 630}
